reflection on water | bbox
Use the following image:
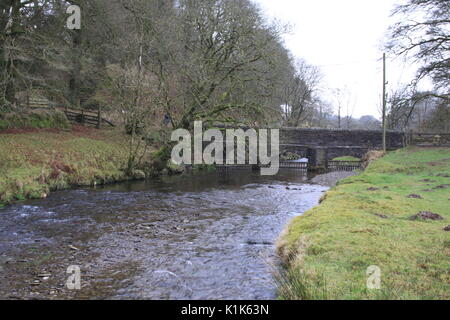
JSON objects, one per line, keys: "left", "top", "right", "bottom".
{"left": 0, "top": 170, "right": 327, "bottom": 299}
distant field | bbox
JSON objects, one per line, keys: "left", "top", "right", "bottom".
{"left": 331, "top": 156, "right": 360, "bottom": 161}
{"left": 278, "top": 147, "right": 450, "bottom": 300}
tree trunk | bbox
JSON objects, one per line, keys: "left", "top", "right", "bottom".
{"left": 338, "top": 108, "right": 341, "bottom": 129}
{"left": 4, "top": 0, "right": 21, "bottom": 106}
{"left": 69, "top": 29, "right": 82, "bottom": 109}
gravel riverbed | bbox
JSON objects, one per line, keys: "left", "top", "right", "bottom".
{"left": 310, "top": 171, "right": 359, "bottom": 187}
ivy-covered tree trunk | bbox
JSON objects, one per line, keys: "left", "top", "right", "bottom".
{"left": 69, "top": 29, "right": 82, "bottom": 109}
{"left": 3, "top": 0, "right": 21, "bottom": 106}
{"left": 0, "top": 2, "right": 6, "bottom": 105}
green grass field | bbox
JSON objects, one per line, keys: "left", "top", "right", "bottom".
{"left": 0, "top": 126, "right": 133, "bottom": 206}
{"left": 277, "top": 147, "right": 450, "bottom": 300}
{"left": 332, "top": 156, "right": 360, "bottom": 161}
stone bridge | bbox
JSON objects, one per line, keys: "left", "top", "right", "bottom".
{"left": 205, "top": 125, "right": 405, "bottom": 169}
{"left": 279, "top": 128, "right": 405, "bottom": 167}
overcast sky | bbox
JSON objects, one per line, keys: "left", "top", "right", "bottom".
{"left": 253, "top": 0, "right": 427, "bottom": 119}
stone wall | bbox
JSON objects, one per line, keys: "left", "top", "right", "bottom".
{"left": 206, "top": 126, "right": 406, "bottom": 167}
{"left": 409, "top": 133, "right": 450, "bottom": 147}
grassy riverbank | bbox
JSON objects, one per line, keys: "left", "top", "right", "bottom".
{"left": 0, "top": 126, "right": 147, "bottom": 206}
{"left": 277, "top": 147, "right": 450, "bottom": 300}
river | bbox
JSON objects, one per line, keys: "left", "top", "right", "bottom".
{"left": 0, "top": 170, "right": 327, "bottom": 299}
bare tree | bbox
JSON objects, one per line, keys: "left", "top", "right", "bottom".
{"left": 387, "top": 0, "right": 450, "bottom": 101}
{"left": 344, "top": 93, "right": 356, "bottom": 129}
{"left": 332, "top": 88, "right": 345, "bottom": 129}
{"left": 386, "top": 85, "right": 444, "bottom": 132}
{"left": 423, "top": 102, "right": 450, "bottom": 132}
{"left": 310, "top": 98, "right": 334, "bottom": 128}
{"left": 281, "top": 59, "right": 321, "bottom": 127}
{"left": 386, "top": 85, "right": 414, "bottom": 131}
{"left": 98, "top": 64, "right": 155, "bottom": 174}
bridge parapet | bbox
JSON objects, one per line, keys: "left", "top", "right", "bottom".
{"left": 280, "top": 128, "right": 405, "bottom": 149}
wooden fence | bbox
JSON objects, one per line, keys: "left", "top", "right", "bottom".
{"left": 64, "top": 109, "right": 100, "bottom": 127}
{"left": 62, "top": 108, "right": 114, "bottom": 128}
{"left": 19, "top": 95, "right": 114, "bottom": 128}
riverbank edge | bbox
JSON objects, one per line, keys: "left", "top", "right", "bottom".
{"left": 276, "top": 147, "right": 450, "bottom": 299}
{"left": 0, "top": 127, "right": 184, "bottom": 207}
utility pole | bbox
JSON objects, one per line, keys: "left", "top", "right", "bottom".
{"left": 382, "top": 53, "right": 387, "bottom": 152}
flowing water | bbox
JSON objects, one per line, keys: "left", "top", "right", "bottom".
{"left": 0, "top": 170, "right": 327, "bottom": 299}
